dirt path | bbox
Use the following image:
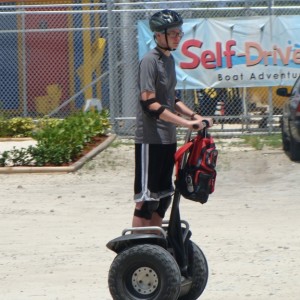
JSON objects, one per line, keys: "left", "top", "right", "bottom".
{"left": 0, "top": 138, "right": 299, "bottom": 300}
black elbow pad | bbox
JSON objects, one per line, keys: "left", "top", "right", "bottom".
{"left": 140, "top": 98, "right": 165, "bottom": 119}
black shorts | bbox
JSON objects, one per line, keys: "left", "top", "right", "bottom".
{"left": 134, "top": 143, "right": 177, "bottom": 202}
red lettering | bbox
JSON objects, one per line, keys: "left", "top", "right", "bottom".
{"left": 245, "top": 42, "right": 263, "bottom": 66}
{"left": 277, "top": 46, "right": 292, "bottom": 65}
{"left": 202, "top": 50, "right": 216, "bottom": 69}
{"left": 180, "top": 39, "right": 202, "bottom": 69}
{"left": 216, "top": 42, "right": 222, "bottom": 67}
{"left": 293, "top": 49, "right": 300, "bottom": 64}
{"left": 223, "top": 40, "right": 236, "bottom": 68}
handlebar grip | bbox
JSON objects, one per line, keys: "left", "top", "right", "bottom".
{"left": 192, "top": 120, "right": 209, "bottom": 130}
{"left": 202, "top": 120, "right": 209, "bottom": 127}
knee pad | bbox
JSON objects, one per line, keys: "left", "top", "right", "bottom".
{"left": 156, "top": 196, "right": 172, "bottom": 219}
{"left": 134, "top": 200, "right": 160, "bottom": 220}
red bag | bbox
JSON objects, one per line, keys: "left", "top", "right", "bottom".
{"left": 175, "top": 131, "right": 218, "bottom": 204}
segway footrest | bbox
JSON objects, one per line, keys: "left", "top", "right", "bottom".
{"left": 106, "top": 232, "right": 167, "bottom": 254}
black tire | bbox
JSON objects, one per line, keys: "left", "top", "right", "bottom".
{"left": 179, "top": 241, "right": 208, "bottom": 300}
{"left": 282, "top": 130, "right": 289, "bottom": 151}
{"left": 108, "top": 244, "right": 181, "bottom": 300}
{"left": 290, "top": 136, "right": 300, "bottom": 161}
{"left": 281, "top": 120, "right": 289, "bottom": 151}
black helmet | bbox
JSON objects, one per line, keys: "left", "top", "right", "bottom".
{"left": 149, "top": 9, "right": 183, "bottom": 32}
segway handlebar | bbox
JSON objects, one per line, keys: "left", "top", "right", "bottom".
{"left": 184, "top": 120, "right": 210, "bottom": 146}
{"left": 192, "top": 119, "right": 210, "bottom": 130}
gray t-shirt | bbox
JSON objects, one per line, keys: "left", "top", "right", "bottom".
{"left": 135, "top": 47, "right": 177, "bottom": 144}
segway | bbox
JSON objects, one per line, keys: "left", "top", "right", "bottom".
{"left": 107, "top": 124, "right": 215, "bottom": 300}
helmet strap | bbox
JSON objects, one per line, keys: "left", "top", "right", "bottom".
{"left": 164, "top": 29, "right": 172, "bottom": 51}
{"left": 153, "top": 30, "right": 175, "bottom": 52}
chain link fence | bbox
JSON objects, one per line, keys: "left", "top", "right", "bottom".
{"left": 0, "top": 0, "right": 299, "bottom": 136}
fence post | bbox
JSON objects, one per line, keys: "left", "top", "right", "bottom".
{"left": 268, "top": 0, "right": 274, "bottom": 134}
{"left": 268, "top": 87, "right": 273, "bottom": 133}
{"left": 21, "top": 7, "right": 28, "bottom": 117}
{"left": 242, "top": 87, "right": 248, "bottom": 131}
{"left": 107, "top": 0, "right": 118, "bottom": 132}
{"left": 120, "top": 0, "right": 137, "bottom": 135}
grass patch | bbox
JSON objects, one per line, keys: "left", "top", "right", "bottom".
{"left": 240, "top": 134, "right": 282, "bottom": 150}
{"left": 110, "top": 139, "right": 134, "bottom": 148}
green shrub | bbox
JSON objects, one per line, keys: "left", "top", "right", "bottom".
{"left": 0, "top": 110, "right": 111, "bottom": 167}
{"left": 0, "top": 117, "right": 7, "bottom": 137}
{"left": 0, "top": 117, "right": 35, "bottom": 137}
{"left": 35, "top": 117, "right": 63, "bottom": 130}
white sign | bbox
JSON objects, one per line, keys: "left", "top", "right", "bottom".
{"left": 138, "top": 15, "right": 300, "bottom": 89}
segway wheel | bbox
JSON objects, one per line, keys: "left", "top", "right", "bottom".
{"left": 108, "top": 244, "right": 181, "bottom": 300}
{"left": 179, "top": 241, "right": 209, "bottom": 300}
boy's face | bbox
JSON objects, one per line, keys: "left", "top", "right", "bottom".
{"left": 156, "top": 27, "right": 184, "bottom": 50}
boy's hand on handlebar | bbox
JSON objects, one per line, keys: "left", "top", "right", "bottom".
{"left": 194, "top": 115, "right": 214, "bottom": 127}
{"left": 189, "top": 116, "right": 214, "bottom": 130}
{"left": 188, "top": 120, "right": 205, "bottom": 131}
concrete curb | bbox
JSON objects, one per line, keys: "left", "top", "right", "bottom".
{"left": 0, "top": 137, "right": 33, "bottom": 142}
{"left": 0, "top": 134, "right": 117, "bottom": 174}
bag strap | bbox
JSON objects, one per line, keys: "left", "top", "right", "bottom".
{"left": 174, "top": 141, "right": 193, "bottom": 179}
{"left": 174, "top": 141, "right": 193, "bottom": 163}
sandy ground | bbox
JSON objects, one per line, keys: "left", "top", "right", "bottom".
{"left": 0, "top": 137, "right": 300, "bottom": 300}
